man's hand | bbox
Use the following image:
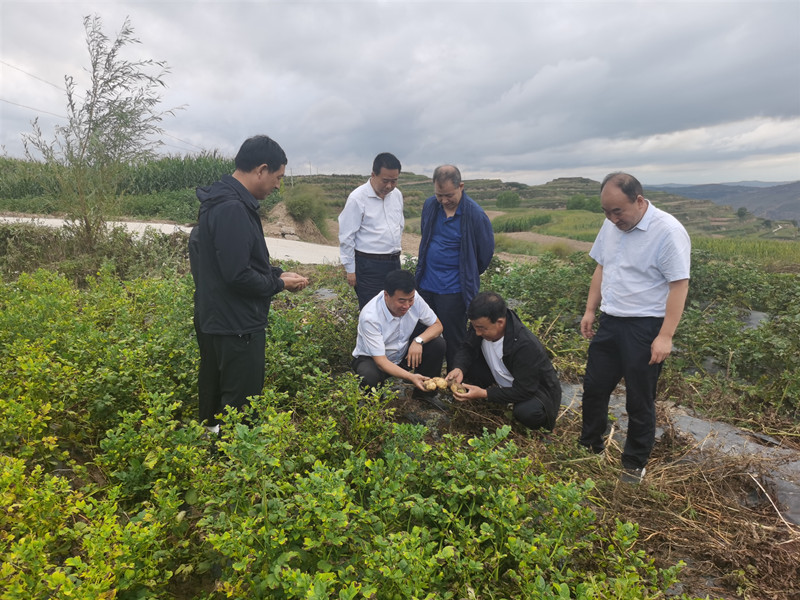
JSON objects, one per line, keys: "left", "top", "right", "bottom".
{"left": 452, "top": 383, "right": 487, "bottom": 402}
{"left": 408, "top": 373, "right": 429, "bottom": 391}
{"left": 405, "top": 339, "right": 423, "bottom": 369}
{"left": 650, "top": 333, "right": 674, "bottom": 365}
{"left": 346, "top": 272, "right": 356, "bottom": 287}
{"left": 445, "top": 368, "right": 464, "bottom": 384}
{"left": 281, "top": 272, "right": 309, "bottom": 292}
{"left": 580, "top": 311, "right": 596, "bottom": 339}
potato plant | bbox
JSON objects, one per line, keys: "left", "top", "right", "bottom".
{"left": 0, "top": 264, "right": 693, "bottom": 599}
{"left": 4, "top": 225, "right": 799, "bottom": 598}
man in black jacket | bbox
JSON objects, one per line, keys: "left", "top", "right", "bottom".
{"left": 189, "top": 135, "right": 308, "bottom": 430}
{"left": 446, "top": 292, "right": 562, "bottom": 431}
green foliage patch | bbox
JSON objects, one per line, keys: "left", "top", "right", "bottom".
{"left": 0, "top": 258, "right": 694, "bottom": 599}
{"left": 3, "top": 224, "right": 799, "bottom": 598}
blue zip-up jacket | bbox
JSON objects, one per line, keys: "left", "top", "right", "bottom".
{"left": 416, "top": 191, "right": 494, "bottom": 308}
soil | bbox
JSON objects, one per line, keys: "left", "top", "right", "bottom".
{"left": 262, "top": 203, "right": 330, "bottom": 245}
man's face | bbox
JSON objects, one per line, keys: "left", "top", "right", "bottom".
{"left": 370, "top": 167, "right": 400, "bottom": 199}
{"left": 470, "top": 316, "right": 506, "bottom": 342}
{"left": 254, "top": 164, "right": 285, "bottom": 200}
{"left": 600, "top": 185, "right": 647, "bottom": 232}
{"left": 434, "top": 180, "right": 464, "bottom": 212}
{"left": 384, "top": 288, "right": 415, "bottom": 317}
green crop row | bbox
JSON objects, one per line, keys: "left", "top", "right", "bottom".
{"left": 0, "top": 256, "right": 693, "bottom": 599}
{"left": 2, "top": 224, "right": 798, "bottom": 598}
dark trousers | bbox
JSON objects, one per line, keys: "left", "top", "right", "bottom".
{"left": 354, "top": 251, "right": 401, "bottom": 309}
{"left": 196, "top": 329, "right": 266, "bottom": 427}
{"left": 418, "top": 289, "right": 466, "bottom": 370}
{"left": 579, "top": 315, "right": 663, "bottom": 469}
{"left": 352, "top": 330, "right": 446, "bottom": 389}
{"left": 465, "top": 356, "right": 552, "bottom": 430}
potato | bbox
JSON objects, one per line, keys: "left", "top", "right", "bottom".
{"left": 423, "top": 379, "right": 438, "bottom": 391}
{"left": 450, "top": 383, "right": 467, "bottom": 394}
{"left": 430, "top": 377, "right": 449, "bottom": 391}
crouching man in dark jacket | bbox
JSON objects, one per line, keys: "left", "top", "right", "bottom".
{"left": 446, "top": 291, "right": 562, "bottom": 430}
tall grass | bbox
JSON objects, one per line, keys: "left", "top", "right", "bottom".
{"left": 492, "top": 213, "right": 552, "bottom": 232}
{"left": 0, "top": 153, "right": 234, "bottom": 201}
{"left": 693, "top": 237, "right": 800, "bottom": 272}
{"left": 123, "top": 152, "right": 234, "bottom": 194}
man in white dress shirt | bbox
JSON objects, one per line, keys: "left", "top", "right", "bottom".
{"left": 338, "top": 152, "right": 404, "bottom": 308}
{"left": 352, "top": 269, "right": 445, "bottom": 393}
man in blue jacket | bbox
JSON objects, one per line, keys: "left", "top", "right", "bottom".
{"left": 416, "top": 165, "right": 494, "bottom": 369}
{"left": 189, "top": 135, "right": 308, "bottom": 431}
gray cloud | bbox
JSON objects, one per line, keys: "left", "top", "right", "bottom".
{"left": 2, "top": 0, "right": 798, "bottom": 185}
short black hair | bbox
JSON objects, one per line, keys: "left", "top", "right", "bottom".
{"left": 372, "top": 152, "right": 402, "bottom": 175}
{"left": 235, "top": 135, "right": 288, "bottom": 173}
{"left": 383, "top": 269, "right": 415, "bottom": 296}
{"left": 600, "top": 172, "right": 643, "bottom": 203}
{"left": 467, "top": 291, "right": 507, "bottom": 322}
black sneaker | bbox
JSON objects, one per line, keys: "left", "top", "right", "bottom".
{"left": 619, "top": 466, "right": 646, "bottom": 485}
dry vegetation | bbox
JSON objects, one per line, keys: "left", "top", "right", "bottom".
{"left": 386, "top": 383, "right": 800, "bottom": 600}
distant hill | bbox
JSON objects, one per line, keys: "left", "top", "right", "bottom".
{"left": 645, "top": 181, "right": 800, "bottom": 222}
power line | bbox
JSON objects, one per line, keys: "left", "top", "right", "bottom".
{"left": 0, "top": 97, "right": 66, "bottom": 119}
{"left": 0, "top": 59, "right": 67, "bottom": 92}
{"left": 2, "top": 59, "right": 207, "bottom": 154}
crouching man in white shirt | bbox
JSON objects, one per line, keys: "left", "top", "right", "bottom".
{"left": 351, "top": 269, "right": 445, "bottom": 395}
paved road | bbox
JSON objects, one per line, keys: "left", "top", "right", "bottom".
{"left": 0, "top": 215, "right": 342, "bottom": 265}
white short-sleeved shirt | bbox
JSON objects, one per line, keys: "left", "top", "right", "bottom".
{"left": 481, "top": 338, "right": 514, "bottom": 387}
{"left": 352, "top": 291, "right": 438, "bottom": 364}
{"left": 338, "top": 180, "right": 404, "bottom": 273}
{"left": 590, "top": 201, "right": 691, "bottom": 317}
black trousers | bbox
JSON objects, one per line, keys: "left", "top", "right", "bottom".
{"left": 464, "top": 356, "right": 552, "bottom": 430}
{"left": 418, "top": 289, "right": 466, "bottom": 370}
{"left": 579, "top": 314, "right": 663, "bottom": 469}
{"left": 354, "top": 251, "right": 401, "bottom": 309}
{"left": 352, "top": 331, "right": 446, "bottom": 389}
{"left": 196, "top": 329, "right": 266, "bottom": 427}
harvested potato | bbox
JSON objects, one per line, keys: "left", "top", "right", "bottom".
{"left": 430, "top": 377, "right": 448, "bottom": 391}
{"left": 423, "top": 379, "right": 438, "bottom": 391}
{"left": 450, "top": 383, "right": 467, "bottom": 394}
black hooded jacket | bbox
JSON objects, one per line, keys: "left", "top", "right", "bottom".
{"left": 189, "top": 174, "right": 284, "bottom": 335}
{"left": 452, "top": 308, "right": 562, "bottom": 429}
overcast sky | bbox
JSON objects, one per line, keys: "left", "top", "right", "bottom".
{"left": 2, "top": 0, "right": 799, "bottom": 186}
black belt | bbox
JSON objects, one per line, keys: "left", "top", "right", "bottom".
{"left": 355, "top": 250, "right": 401, "bottom": 261}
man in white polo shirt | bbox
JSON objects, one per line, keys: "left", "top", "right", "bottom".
{"left": 579, "top": 172, "right": 691, "bottom": 484}
{"left": 352, "top": 269, "right": 445, "bottom": 394}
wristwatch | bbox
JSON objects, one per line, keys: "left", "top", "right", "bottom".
{"left": 414, "top": 336, "right": 424, "bottom": 345}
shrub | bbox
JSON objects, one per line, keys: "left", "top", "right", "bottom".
{"left": 496, "top": 190, "right": 521, "bottom": 208}
{"left": 492, "top": 213, "right": 552, "bottom": 233}
{"left": 283, "top": 184, "right": 329, "bottom": 236}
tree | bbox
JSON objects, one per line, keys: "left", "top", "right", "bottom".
{"left": 736, "top": 207, "right": 748, "bottom": 220}
{"left": 566, "top": 194, "right": 587, "bottom": 210}
{"left": 23, "top": 15, "right": 175, "bottom": 250}
{"left": 496, "top": 190, "right": 520, "bottom": 208}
